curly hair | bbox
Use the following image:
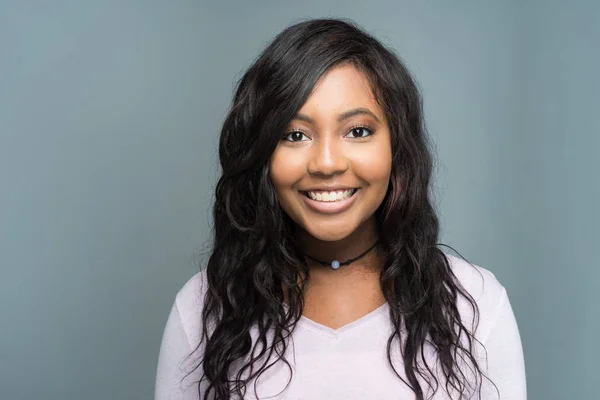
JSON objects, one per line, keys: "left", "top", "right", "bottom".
{"left": 188, "top": 18, "right": 496, "bottom": 400}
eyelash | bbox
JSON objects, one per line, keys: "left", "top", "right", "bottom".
{"left": 282, "top": 125, "right": 375, "bottom": 142}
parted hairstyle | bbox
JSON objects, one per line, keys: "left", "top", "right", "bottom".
{"left": 188, "top": 18, "right": 496, "bottom": 400}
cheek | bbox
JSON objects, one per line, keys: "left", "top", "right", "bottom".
{"left": 269, "top": 148, "right": 303, "bottom": 198}
{"left": 374, "top": 136, "right": 393, "bottom": 182}
{"left": 353, "top": 144, "right": 392, "bottom": 188}
{"left": 269, "top": 150, "right": 306, "bottom": 225}
{"left": 371, "top": 162, "right": 392, "bottom": 207}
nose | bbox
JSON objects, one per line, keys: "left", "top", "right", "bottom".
{"left": 306, "top": 135, "right": 349, "bottom": 177}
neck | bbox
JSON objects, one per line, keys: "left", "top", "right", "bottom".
{"left": 283, "top": 217, "right": 385, "bottom": 310}
{"left": 297, "top": 217, "right": 382, "bottom": 274}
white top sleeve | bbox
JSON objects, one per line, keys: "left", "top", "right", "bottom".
{"left": 155, "top": 302, "right": 201, "bottom": 400}
{"left": 480, "top": 288, "right": 527, "bottom": 399}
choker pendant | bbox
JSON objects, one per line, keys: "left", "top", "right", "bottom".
{"left": 303, "top": 241, "right": 380, "bottom": 270}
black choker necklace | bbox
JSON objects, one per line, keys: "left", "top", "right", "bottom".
{"left": 303, "top": 241, "right": 380, "bottom": 270}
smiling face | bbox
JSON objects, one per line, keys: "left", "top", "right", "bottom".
{"left": 269, "top": 64, "right": 392, "bottom": 244}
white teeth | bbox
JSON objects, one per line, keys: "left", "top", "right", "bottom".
{"left": 307, "top": 189, "right": 355, "bottom": 202}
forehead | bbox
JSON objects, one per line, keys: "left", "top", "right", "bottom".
{"left": 296, "top": 64, "right": 383, "bottom": 120}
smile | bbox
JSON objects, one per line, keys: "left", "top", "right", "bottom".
{"left": 303, "top": 188, "right": 358, "bottom": 202}
{"left": 300, "top": 188, "right": 360, "bottom": 213}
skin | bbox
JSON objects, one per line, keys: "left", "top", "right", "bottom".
{"left": 269, "top": 64, "right": 393, "bottom": 329}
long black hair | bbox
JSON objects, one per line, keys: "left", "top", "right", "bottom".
{"left": 190, "top": 18, "right": 495, "bottom": 400}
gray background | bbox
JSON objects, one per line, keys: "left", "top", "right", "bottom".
{"left": 1, "top": 1, "right": 598, "bottom": 399}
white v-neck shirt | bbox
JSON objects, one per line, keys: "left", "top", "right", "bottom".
{"left": 155, "top": 254, "right": 526, "bottom": 399}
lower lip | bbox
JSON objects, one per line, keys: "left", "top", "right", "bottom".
{"left": 300, "top": 190, "right": 360, "bottom": 214}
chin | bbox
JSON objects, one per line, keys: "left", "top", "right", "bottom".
{"left": 302, "top": 224, "right": 357, "bottom": 242}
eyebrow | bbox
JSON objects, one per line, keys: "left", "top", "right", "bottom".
{"left": 292, "top": 107, "right": 381, "bottom": 124}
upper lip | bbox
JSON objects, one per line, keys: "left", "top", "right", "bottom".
{"left": 301, "top": 186, "right": 358, "bottom": 192}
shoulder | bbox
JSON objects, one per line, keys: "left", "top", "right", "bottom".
{"left": 172, "top": 268, "right": 208, "bottom": 347}
{"left": 443, "top": 253, "right": 508, "bottom": 341}
{"left": 443, "top": 252, "right": 506, "bottom": 301}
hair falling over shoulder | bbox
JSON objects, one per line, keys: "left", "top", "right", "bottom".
{"left": 188, "top": 18, "right": 497, "bottom": 400}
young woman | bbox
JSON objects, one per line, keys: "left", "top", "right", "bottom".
{"left": 155, "top": 18, "right": 526, "bottom": 400}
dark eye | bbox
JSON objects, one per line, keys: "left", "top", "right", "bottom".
{"left": 283, "top": 131, "right": 309, "bottom": 142}
{"left": 346, "top": 127, "right": 373, "bottom": 139}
